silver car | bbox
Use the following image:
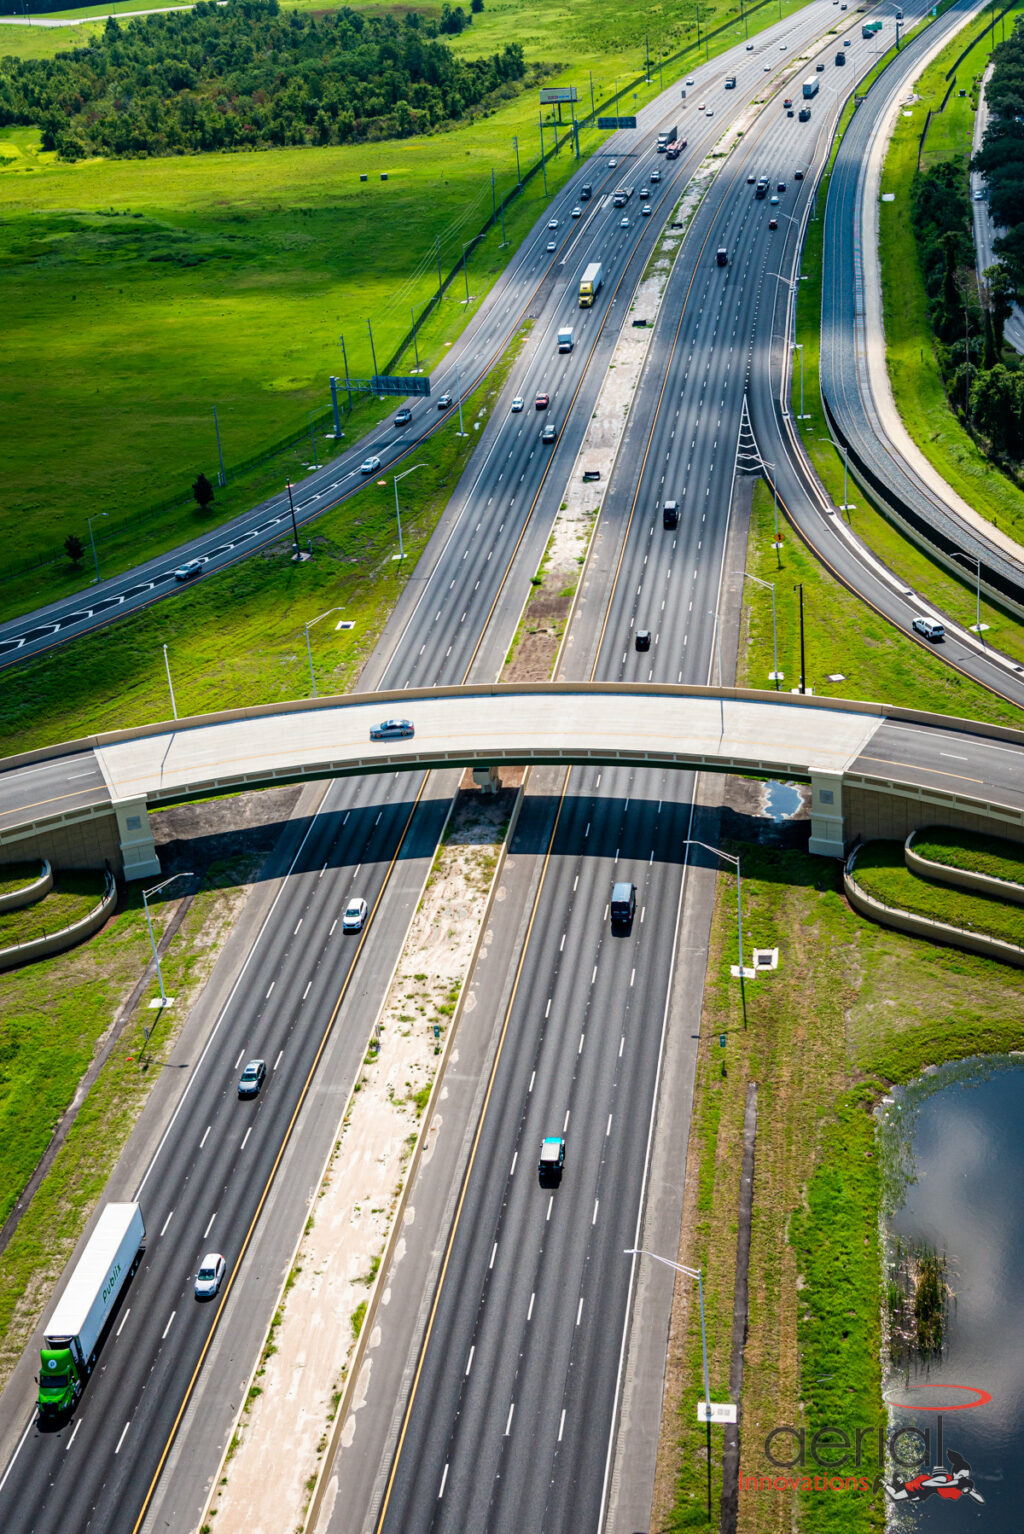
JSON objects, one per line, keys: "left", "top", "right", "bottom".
{"left": 370, "top": 717, "right": 415, "bottom": 740}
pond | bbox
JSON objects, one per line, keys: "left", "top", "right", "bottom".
{"left": 880, "top": 1057, "right": 1024, "bottom": 1526}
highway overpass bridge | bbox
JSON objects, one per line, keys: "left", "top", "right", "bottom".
{"left": 2, "top": 684, "right": 1023, "bottom": 879}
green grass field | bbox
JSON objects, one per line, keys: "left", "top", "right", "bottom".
{"left": 0, "top": 0, "right": 807, "bottom": 626}
{"left": 878, "top": 2, "right": 1024, "bottom": 546}
{"left": 0, "top": 869, "right": 106, "bottom": 949}
{"left": 852, "top": 837, "right": 1024, "bottom": 948}
{"left": 911, "top": 825, "right": 1024, "bottom": 885}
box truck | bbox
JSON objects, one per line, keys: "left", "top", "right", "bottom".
{"left": 557, "top": 325, "right": 575, "bottom": 353}
{"left": 656, "top": 125, "right": 677, "bottom": 151}
{"left": 578, "top": 262, "right": 603, "bottom": 307}
{"left": 802, "top": 77, "right": 820, "bottom": 99}
{"left": 37, "top": 1203, "right": 145, "bottom": 1417}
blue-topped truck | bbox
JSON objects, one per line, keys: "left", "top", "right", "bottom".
{"left": 36, "top": 1203, "right": 145, "bottom": 1418}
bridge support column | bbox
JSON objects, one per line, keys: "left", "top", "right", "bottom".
{"left": 114, "top": 799, "right": 161, "bottom": 881}
{"left": 808, "top": 773, "right": 846, "bottom": 858}
{"left": 472, "top": 766, "right": 502, "bottom": 794}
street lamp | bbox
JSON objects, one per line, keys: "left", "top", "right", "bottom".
{"left": 462, "top": 241, "right": 472, "bottom": 304}
{"left": 162, "top": 643, "right": 178, "bottom": 719}
{"left": 625, "top": 1248, "right": 714, "bottom": 1522}
{"left": 393, "top": 462, "right": 426, "bottom": 562}
{"left": 952, "top": 549, "right": 989, "bottom": 636}
{"left": 303, "top": 606, "right": 346, "bottom": 698}
{"left": 744, "top": 572, "right": 781, "bottom": 689}
{"left": 794, "top": 343, "right": 810, "bottom": 419}
{"left": 285, "top": 479, "right": 302, "bottom": 559}
{"left": 681, "top": 838, "right": 746, "bottom": 979}
{"left": 761, "top": 459, "right": 783, "bottom": 566}
{"left": 87, "top": 511, "right": 109, "bottom": 584}
{"left": 142, "top": 871, "right": 192, "bottom": 1009}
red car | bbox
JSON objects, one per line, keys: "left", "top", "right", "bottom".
{"left": 535, "top": 393, "right": 550, "bottom": 410}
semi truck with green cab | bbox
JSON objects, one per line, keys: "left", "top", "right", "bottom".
{"left": 37, "top": 1203, "right": 146, "bottom": 1418}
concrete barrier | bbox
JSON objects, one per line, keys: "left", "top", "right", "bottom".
{"left": 0, "top": 859, "right": 50, "bottom": 913}
{"left": 844, "top": 844, "right": 1024, "bottom": 969}
{"left": 0, "top": 870, "right": 117, "bottom": 972}
{"left": 905, "top": 828, "right": 1024, "bottom": 907}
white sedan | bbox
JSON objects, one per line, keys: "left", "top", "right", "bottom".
{"left": 195, "top": 1253, "right": 226, "bottom": 1300}
{"left": 343, "top": 897, "right": 368, "bottom": 932}
{"left": 359, "top": 455, "right": 382, "bottom": 475}
{"left": 511, "top": 396, "right": 525, "bottom": 412}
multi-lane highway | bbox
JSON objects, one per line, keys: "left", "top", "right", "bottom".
{"left": 3, "top": 4, "right": 1022, "bottom": 1534}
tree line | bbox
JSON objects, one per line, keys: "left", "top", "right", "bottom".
{"left": 0, "top": 0, "right": 526, "bottom": 159}
{"left": 909, "top": 23, "right": 1024, "bottom": 464}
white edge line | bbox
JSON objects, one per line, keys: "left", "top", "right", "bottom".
{"left": 0, "top": 1420, "right": 34, "bottom": 1497}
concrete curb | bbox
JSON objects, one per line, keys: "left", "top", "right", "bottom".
{"left": 906, "top": 827, "right": 1024, "bottom": 906}
{"left": 0, "top": 859, "right": 50, "bottom": 912}
{"left": 0, "top": 868, "right": 115, "bottom": 972}
{"left": 845, "top": 842, "right": 1024, "bottom": 968}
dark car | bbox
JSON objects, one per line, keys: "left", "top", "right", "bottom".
{"left": 393, "top": 407, "right": 412, "bottom": 426}
{"left": 174, "top": 559, "right": 203, "bottom": 583}
{"left": 538, "top": 1136, "right": 565, "bottom": 1186}
{"left": 370, "top": 717, "right": 415, "bottom": 740}
{"left": 635, "top": 629, "right": 651, "bottom": 651}
{"left": 541, "top": 423, "right": 557, "bottom": 443}
{"left": 769, "top": 217, "right": 778, "bottom": 230}
{"left": 611, "top": 880, "right": 637, "bottom": 926}
{"left": 437, "top": 393, "right": 452, "bottom": 410}
{"left": 798, "top": 107, "right": 811, "bottom": 121}
{"left": 777, "top": 181, "right": 787, "bottom": 192}
{"left": 794, "top": 169, "right": 805, "bottom": 180}
{"left": 238, "top": 1059, "right": 266, "bottom": 1098}
{"left": 716, "top": 248, "right": 728, "bottom": 267}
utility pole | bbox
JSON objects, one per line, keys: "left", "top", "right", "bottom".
{"left": 589, "top": 70, "right": 595, "bottom": 118}
{"left": 411, "top": 305, "right": 422, "bottom": 372}
{"left": 513, "top": 134, "right": 521, "bottom": 188}
{"left": 309, "top": 412, "right": 318, "bottom": 469}
{"left": 285, "top": 479, "right": 301, "bottom": 560}
{"left": 162, "top": 643, "right": 178, "bottom": 720}
{"left": 436, "top": 233, "right": 444, "bottom": 301}
{"left": 366, "top": 317, "right": 379, "bottom": 379}
{"left": 340, "top": 334, "right": 353, "bottom": 412}
{"left": 540, "top": 116, "right": 548, "bottom": 196}
{"left": 499, "top": 196, "right": 508, "bottom": 247}
{"left": 212, "top": 405, "right": 226, "bottom": 488}
{"left": 795, "top": 583, "right": 806, "bottom": 694}
{"left": 491, "top": 166, "right": 497, "bottom": 224}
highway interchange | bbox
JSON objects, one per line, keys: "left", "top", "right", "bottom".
{"left": 2, "top": 3, "right": 1023, "bottom": 1533}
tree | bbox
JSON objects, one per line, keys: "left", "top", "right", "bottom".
{"left": 192, "top": 471, "right": 215, "bottom": 510}
{"left": 470, "top": 0, "right": 484, "bottom": 12}
{"left": 985, "top": 263, "right": 1017, "bottom": 355}
{"left": 64, "top": 533, "right": 85, "bottom": 565}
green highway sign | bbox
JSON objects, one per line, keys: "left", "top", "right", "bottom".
{"left": 597, "top": 115, "right": 637, "bottom": 130}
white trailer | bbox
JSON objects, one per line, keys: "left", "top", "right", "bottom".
{"left": 557, "top": 325, "right": 575, "bottom": 352}
{"left": 38, "top": 1203, "right": 146, "bottom": 1415}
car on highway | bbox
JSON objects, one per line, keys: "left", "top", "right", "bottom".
{"left": 816, "top": 62, "right": 825, "bottom": 71}
{"left": 716, "top": 247, "right": 728, "bottom": 266}
{"left": 783, "top": 97, "right": 793, "bottom": 108}
{"left": 697, "top": 101, "right": 705, "bottom": 111}
{"left": 546, "top": 240, "right": 557, "bottom": 252}
{"left": 437, "top": 393, "right": 452, "bottom": 410}
{"left": 650, "top": 168, "right": 661, "bottom": 182}
{"left": 685, "top": 76, "right": 694, "bottom": 85}
{"left": 777, "top": 181, "right": 787, "bottom": 192}
{"left": 794, "top": 169, "right": 805, "bottom": 180}
{"left": 572, "top": 205, "right": 582, "bottom": 217}
{"left": 359, "top": 455, "right": 382, "bottom": 475}
{"left": 973, "top": 188, "right": 985, "bottom": 200}
{"left": 541, "top": 423, "right": 558, "bottom": 443}
{"left": 641, "top": 204, "right": 652, "bottom": 216}
{"left": 770, "top": 195, "right": 779, "bottom": 205}
{"left": 548, "top": 217, "right": 558, "bottom": 230}
{"left": 746, "top": 40, "right": 755, "bottom": 48}
{"left": 538, "top": 1136, "right": 565, "bottom": 1186}
{"left": 370, "top": 717, "right": 415, "bottom": 740}
{"left": 779, "top": 41, "right": 787, "bottom": 48}
{"left": 912, "top": 617, "right": 945, "bottom": 642}
{"left": 747, "top": 173, "right": 757, "bottom": 184}
{"left": 194, "top": 1253, "right": 226, "bottom": 1300}
{"left": 511, "top": 396, "right": 525, "bottom": 412}
{"left": 769, "top": 217, "right": 778, "bottom": 230}
{"left": 342, "top": 897, "right": 368, "bottom": 932}
{"left": 640, "top": 186, "right": 649, "bottom": 197}
{"left": 620, "top": 215, "right": 631, "bottom": 228}
{"left": 535, "top": 393, "right": 550, "bottom": 410}
{"left": 798, "top": 106, "right": 811, "bottom": 121}
{"left": 393, "top": 407, "right": 412, "bottom": 426}
{"left": 608, "top": 157, "right": 618, "bottom": 168}
{"left": 764, "top": 63, "right": 772, "bottom": 72}
{"left": 635, "top": 629, "right": 651, "bottom": 651}
{"left": 238, "top": 1059, "right": 266, "bottom": 1099}
{"left": 706, "top": 108, "right": 714, "bottom": 117}
{"left": 174, "top": 559, "right": 203, "bottom": 583}
{"left": 844, "top": 38, "right": 851, "bottom": 46}
{"left": 610, "top": 880, "right": 637, "bottom": 926}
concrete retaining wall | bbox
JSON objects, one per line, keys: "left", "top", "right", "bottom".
{"left": 0, "top": 816, "right": 125, "bottom": 875}
{"left": 0, "top": 870, "right": 117, "bottom": 972}
{"left": 906, "top": 829, "right": 1024, "bottom": 907}
{"left": 844, "top": 845, "right": 1024, "bottom": 969}
{"left": 0, "top": 860, "right": 50, "bottom": 912}
{"left": 842, "top": 785, "right": 1024, "bottom": 847}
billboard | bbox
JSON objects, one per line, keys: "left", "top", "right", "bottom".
{"left": 540, "top": 87, "right": 578, "bottom": 104}
{"left": 597, "top": 115, "right": 637, "bottom": 129}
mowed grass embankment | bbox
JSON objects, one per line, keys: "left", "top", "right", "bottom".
{"left": 0, "top": 335, "right": 521, "bottom": 754}
{"left": 0, "top": 0, "right": 812, "bottom": 624}
{"left": 878, "top": 0, "right": 1024, "bottom": 542}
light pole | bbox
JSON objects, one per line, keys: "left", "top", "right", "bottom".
{"left": 626, "top": 1248, "right": 713, "bottom": 1522}
{"left": 681, "top": 838, "right": 746, "bottom": 978}
{"left": 454, "top": 363, "right": 467, "bottom": 437}
{"left": 794, "top": 342, "right": 809, "bottom": 419}
{"left": 304, "top": 605, "right": 346, "bottom": 698}
{"left": 953, "top": 549, "right": 988, "bottom": 636}
{"left": 744, "top": 572, "right": 781, "bottom": 689}
{"left": 461, "top": 241, "right": 472, "bottom": 304}
{"left": 839, "top": 443, "right": 854, "bottom": 512}
{"left": 87, "top": 512, "right": 109, "bottom": 584}
{"left": 393, "top": 462, "right": 426, "bottom": 563}
{"left": 285, "top": 479, "right": 301, "bottom": 559}
{"left": 762, "top": 459, "right": 782, "bottom": 567}
{"left": 142, "top": 871, "right": 192, "bottom": 1010}
{"left": 794, "top": 581, "right": 806, "bottom": 693}
{"left": 162, "top": 643, "right": 178, "bottom": 719}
